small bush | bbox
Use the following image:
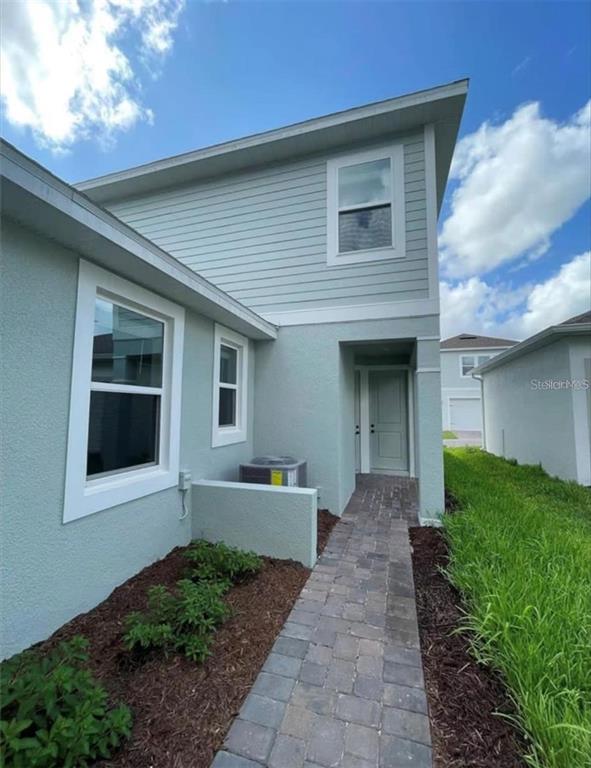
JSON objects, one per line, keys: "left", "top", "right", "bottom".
{"left": 184, "top": 540, "right": 262, "bottom": 583}
{"left": 123, "top": 579, "right": 230, "bottom": 662}
{"left": 0, "top": 636, "right": 131, "bottom": 768}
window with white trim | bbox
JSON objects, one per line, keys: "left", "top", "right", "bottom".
{"left": 212, "top": 324, "right": 248, "bottom": 447}
{"left": 64, "top": 261, "right": 185, "bottom": 523}
{"left": 461, "top": 354, "right": 491, "bottom": 377}
{"left": 327, "top": 145, "right": 405, "bottom": 266}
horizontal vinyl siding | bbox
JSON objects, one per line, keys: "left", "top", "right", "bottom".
{"left": 108, "top": 135, "right": 429, "bottom": 314}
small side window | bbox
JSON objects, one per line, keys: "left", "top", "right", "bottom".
{"left": 212, "top": 325, "right": 249, "bottom": 447}
{"left": 461, "top": 355, "right": 476, "bottom": 376}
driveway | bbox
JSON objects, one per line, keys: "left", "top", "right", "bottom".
{"left": 444, "top": 430, "right": 482, "bottom": 448}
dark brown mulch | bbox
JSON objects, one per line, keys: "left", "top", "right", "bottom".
{"left": 317, "top": 508, "right": 339, "bottom": 554}
{"left": 409, "top": 526, "right": 527, "bottom": 768}
{"left": 38, "top": 517, "right": 338, "bottom": 768}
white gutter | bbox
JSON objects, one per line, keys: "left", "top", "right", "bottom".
{"left": 471, "top": 372, "right": 486, "bottom": 449}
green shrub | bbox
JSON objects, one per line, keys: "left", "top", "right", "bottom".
{"left": 0, "top": 636, "right": 131, "bottom": 768}
{"left": 123, "top": 579, "right": 230, "bottom": 662}
{"left": 443, "top": 448, "right": 591, "bottom": 768}
{"left": 184, "top": 540, "right": 262, "bottom": 583}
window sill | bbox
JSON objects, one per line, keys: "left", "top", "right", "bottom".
{"left": 63, "top": 466, "right": 177, "bottom": 524}
{"left": 211, "top": 427, "right": 247, "bottom": 449}
{"left": 327, "top": 246, "right": 404, "bottom": 267}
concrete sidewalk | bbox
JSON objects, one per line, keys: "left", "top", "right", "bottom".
{"left": 444, "top": 430, "right": 482, "bottom": 448}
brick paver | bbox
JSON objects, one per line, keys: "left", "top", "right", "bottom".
{"left": 212, "top": 476, "right": 431, "bottom": 768}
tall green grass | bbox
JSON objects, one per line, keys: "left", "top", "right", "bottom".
{"left": 443, "top": 449, "right": 591, "bottom": 768}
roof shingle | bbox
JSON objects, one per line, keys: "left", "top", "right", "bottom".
{"left": 440, "top": 333, "right": 518, "bottom": 350}
{"left": 559, "top": 310, "right": 591, "bottom": 326}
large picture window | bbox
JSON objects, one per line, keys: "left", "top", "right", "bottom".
{"left": 64, "top": 261, "right": 184, "bottom": 523}
{"left": 327, "top": 145, "right": 405, "bottom": 266}
{"left": 212, "top": 325, "right": 249, "bottom": 447}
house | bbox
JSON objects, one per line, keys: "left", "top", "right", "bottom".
{"left": 0, "top": 79, "right": 468, "bottom": 658}
{"left": 474, "top": 312, "right": 591, "bottom": 485}
{"left": 440, "top": 333, "right": 517, "bottom": 432}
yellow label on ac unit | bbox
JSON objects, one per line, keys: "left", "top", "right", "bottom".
{"left": 270, "top": 470, "right": 283, "bottom": 486}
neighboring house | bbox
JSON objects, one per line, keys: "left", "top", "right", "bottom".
{"left": 440, "top": 333, "right": 517, "bottom": 432}
{"left": 1, "top": 79, "right": 467, "bottom": 657}
{"left": 475, "top": 312, "right": 591, "bottom": 486}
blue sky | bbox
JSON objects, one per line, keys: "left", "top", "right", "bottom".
{"left": 2, "top": 0, "right": 590, "bottom": 338}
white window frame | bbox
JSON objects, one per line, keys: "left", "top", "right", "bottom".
{"left": 63, "top": 261, "right": 185, "bottom": 524}
{"left": 211, "top": 324, "right": 249, "bottom": 448}
{"left": 460, "top": 355, "right": 476, "bottom": 377}
{"left": 460, "top": 354, "right": 492, "bottom": 377}
{"left": 326, "top": 144, "right": 406, "bottom": 266}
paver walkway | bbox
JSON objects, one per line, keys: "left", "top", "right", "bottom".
{"left": 212, "top": 476, "right": 431, "bottom": 768}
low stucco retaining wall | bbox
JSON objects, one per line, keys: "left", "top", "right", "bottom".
{"left": 191, "top": 481, "right": 318, "bottom": 568}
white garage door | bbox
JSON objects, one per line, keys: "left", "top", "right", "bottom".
{"left": 450, "top": 398, "right": 482, "bottom": 431}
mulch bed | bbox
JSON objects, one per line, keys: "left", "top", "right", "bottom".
{"left": 39, "top": 512, "right": 339, "bottom": 768}
{"left": 409, "top": 524, "right": 527, "bottom": 768}
{"left": 317, "top": 508, "right": 339, "bottom": 553}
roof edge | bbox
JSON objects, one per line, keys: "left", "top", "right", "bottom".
{"left": 0, "top": 139, "right": 277, "bottom": 341}
{"left": 77, "top": 79, "right": 468, "bottom": 200}
{"left": 473, "top": 321, "right": 591, "bottom": 375}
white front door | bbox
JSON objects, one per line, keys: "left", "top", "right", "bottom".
{"left": 368, "top": 370, "right": 408, "bottom": 473}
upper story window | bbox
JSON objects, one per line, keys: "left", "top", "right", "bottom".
{"left": 64, "top": 261, "right": 185, "bottom": 523}
{"left": 327, "top": 145, "right": 405, "bottom": 266}
{"left": 461, "top": 354, "right": 492, "bottom": 377}
{"left": 212, "top": 324, "right": 249, "bottom": 447}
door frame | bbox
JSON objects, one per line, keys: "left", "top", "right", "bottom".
{"left": 355, "top": 365, "right": 415, "bottom": 477}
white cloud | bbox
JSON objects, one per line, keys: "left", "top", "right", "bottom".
{"left": 441, "top": 251, "right": 591, "bottom": 340}
{"left": 0, "top": 0, "right": 185, "bottom": 150}
{"left": 514, "top": 251, "right": 591, "bottom": 337}
{"left": 440, "top": 101, "right": 591, "bottom": 278}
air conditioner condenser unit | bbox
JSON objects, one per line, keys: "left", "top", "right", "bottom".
{"left": 239, "top": 456, "right": 307, "bottom": 487}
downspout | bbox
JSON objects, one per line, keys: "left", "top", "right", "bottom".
{"left": 472, "top": 373, "right": 485, "bottom": 450}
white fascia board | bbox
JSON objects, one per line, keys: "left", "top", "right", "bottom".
{"left": 474, "top": 324, "right": 591, "bottom": 375}
{"left": 77, "top": 80, "right": 468, "bottom": 203}
{"left": 0, "top": 141, "right": 276, "bottom": 341}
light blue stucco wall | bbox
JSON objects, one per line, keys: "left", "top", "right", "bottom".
{"left": 414, "top": 339, "right": 445, "bottom": 521}
{"left": 253, "top": 315, "right": 443, "bottom": 518}
{"left": 192, "top": 481, "right": 317, "bottom": 568}
{"left": 482, "top": 339, "right": 578, "bottom": 481}
{"left": 0, "top": 219, "right": 255, "bottom": 658}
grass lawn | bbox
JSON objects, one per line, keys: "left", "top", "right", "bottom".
{"left": 443, "top": 448, "right": 591, "bottom": 768}
{"left": 442, "top": 430, "right": 457, "bottom": 439}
